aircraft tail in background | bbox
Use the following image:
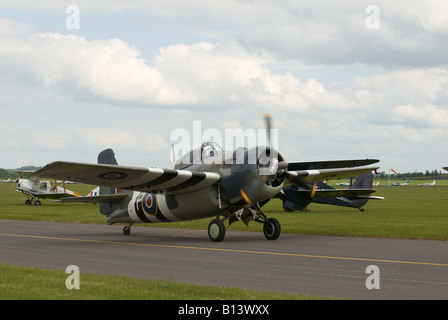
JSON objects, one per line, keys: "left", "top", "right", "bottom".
{"left": 279, "top": 172, "right": 383, "bottom": 212}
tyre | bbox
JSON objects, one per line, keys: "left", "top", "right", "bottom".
{"left": 208, "top": 219, "right": 226, "bottom": 242}
{"left": 123, "top": 226, "right": 131, "bottom": 236}
{"left": 263, "top": 218, "right": 281, "bottom": 240}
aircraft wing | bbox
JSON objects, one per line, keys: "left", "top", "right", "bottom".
{"left": 287, "top": 166, "right": 380, "bottom": 183}
{"left": 287, "top": 159, "right": 379, "bottom": 171}
{"left": 33, "top": 161, "right": 221, "bottom": 195}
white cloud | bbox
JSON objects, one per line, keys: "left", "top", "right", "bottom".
{"left": 1, "top": 3, "right": 448, "bottom": 172}
{"left": 2, "top": 1, "right": 448, "bottom": 68}
{"left": 0, "top": 21, "right": 350, "bottom": 112}
{"left": 0, "top": 19, "right": 190, "bottom": 105}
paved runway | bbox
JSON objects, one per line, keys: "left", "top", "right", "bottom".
{"left": 1, "top": 219, "right": 447, "bottom": 299}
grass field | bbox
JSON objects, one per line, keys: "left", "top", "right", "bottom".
{"left": 2, "top": 181, "right": 447, "bottom": 240}
{"left": 0, "top": 264, "right": 318, "bottom": 300}
{"left": 1, "top": 180, "right": 447, "bottom": 299}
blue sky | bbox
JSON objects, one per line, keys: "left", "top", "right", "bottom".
{"left": 1, "top": 1, "right": 448, "bottom": 174}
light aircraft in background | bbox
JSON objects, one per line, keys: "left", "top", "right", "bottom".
{"left": 391, "top": 180, "right": 409, "bottom": 187}
{"left": 34, "top": 115, "right": 381, "bottom": 242}
{"left": 419, "top": 180, "right": 436, "bottom": 187}
{"left": 14, "top": 170, "right": 80, "bottom": 205}
{"left": 334, "top": 181, "right": 350, "bottom": 186}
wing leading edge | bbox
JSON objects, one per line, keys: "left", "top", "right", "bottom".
{"left": 287, "top": 166, "right": 379, "bottom": 184}
{"left": 33, "top": 161, "right": 220, "bottom": 195}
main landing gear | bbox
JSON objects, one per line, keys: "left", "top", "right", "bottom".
{"left": 24, "top": 195, "right": 41, "bottom": 206}
{"left": 208, "top": 205, "right": 281, "bottom": 242}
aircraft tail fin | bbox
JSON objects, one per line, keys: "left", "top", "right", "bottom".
{"left": 97, "top": 149, "right": 131, "bottom": 215}
{"left": 98, "top": 148, "right": 118, "bottom": 165}
{"left": 349, "top": 172, "right": 373, "bottom": 207}
{"left": 351, "top": 172, "right": 373, "bottom": 190}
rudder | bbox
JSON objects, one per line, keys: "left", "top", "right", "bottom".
{"left": 97, "top": 148, "right": 121, "bottom": 215}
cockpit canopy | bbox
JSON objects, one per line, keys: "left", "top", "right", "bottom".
{"left": 175, "top": 142, "right": 223, "bottom": 169}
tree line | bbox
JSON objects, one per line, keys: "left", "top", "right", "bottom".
{"left": 379, "top": 170, "right": 448, "bottom": 180}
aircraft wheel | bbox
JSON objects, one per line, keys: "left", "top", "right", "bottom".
{"left": 263, "top": 218, "right": 281, "bottom": 240}
{"left": 208, "top": 219, "right": 226, "bottom": 242}
{"left": 34, "top": 200, "right": 41, "bottom": 206}
{"left": 122, "top": 226, "right": 131, "bottom": 236}
{"left": 25, "top": 200, "right": 31, "bottom": 206}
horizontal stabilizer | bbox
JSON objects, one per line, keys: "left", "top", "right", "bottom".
{"left": 60, "top": 194, "right": 127, "bottom": 203}
{"left": 355, "top": 195, "right": 384, "bottom": 200}
{"left": 298, "top": 188, "right": 375, "bottom": 199}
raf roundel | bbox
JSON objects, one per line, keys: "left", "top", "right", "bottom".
{"left": 97, "top": 171, "right": 128, "bottom": 180}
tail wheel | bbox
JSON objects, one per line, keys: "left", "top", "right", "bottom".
{"left": 123, "top": 226, "right": 131, "bottom": 236}
{"left": 263, "top": 218, "right": 281, "bottom": 240}
{"left": 208, "top": 219, "right": 226, "bottom": 242}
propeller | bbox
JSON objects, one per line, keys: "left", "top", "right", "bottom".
{"left": 264, "top": 113, "right": 273, "bottom": 146}
{"left": 238, "top": 115, "right": 288, "bottom": 205}
{"left": 262, "top": 114, "right": 288, "bottom": 176}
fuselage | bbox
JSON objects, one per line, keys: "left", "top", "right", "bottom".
{"left": 105, "top": 144, "right": 285, "bottom": 225}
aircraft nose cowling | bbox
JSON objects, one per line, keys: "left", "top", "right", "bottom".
{"left": 219, "top": 146, "right": 285, "bottom": 205}
{"left": 239, "top": 172, "right": 284, "bottom": 205}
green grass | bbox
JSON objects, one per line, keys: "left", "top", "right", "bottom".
{"left": 0, "top": 264, "right": 318, "bottom": 300}
{"left": 1, "top": 182, "right": 448, "bottom": 240}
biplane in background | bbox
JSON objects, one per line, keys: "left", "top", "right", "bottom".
{"left": 14, "top": 170, "right": 80, "bottom": 205}
{"left": 34, "top": 115, "right": 381, "bottom": 242}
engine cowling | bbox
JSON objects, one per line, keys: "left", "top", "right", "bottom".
{"left": 218, "top": 146, "right": 286, "bottom": 205}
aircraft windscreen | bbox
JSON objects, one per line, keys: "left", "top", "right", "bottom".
{"left": 175, "top": 142, "right": 223, "bottom": 168}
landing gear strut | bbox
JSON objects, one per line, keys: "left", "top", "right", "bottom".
{"left": 24, "top": 195, "right": 41, "bottom": 206}
{"left": 253, "top": 205, "right": 281, "bottom": 240}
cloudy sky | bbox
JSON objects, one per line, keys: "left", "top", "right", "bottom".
{"left": 1, "top": 1, "right": 447, "bottom": 173}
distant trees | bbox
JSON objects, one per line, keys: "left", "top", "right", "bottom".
{"left": 380, "top": 169, "right": 447, "bottom": 180}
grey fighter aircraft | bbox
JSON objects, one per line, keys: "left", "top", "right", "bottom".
{"left": 33, "top": 116, "right": 380, "bottom": 241}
